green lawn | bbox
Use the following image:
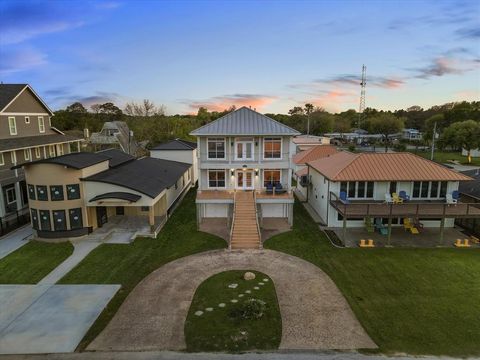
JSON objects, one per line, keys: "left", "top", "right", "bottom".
{"left": 0, "top": 241, "right": 73, "bottom": 284}
{"left": 60, "top": 189, "right": 227, "bottom": 350}
{"left": 185, "top": 270, "right": 281, "bottom": 352}
{"left": 264, "top": 201, "right": 480, "bottom": 357}
{"left": 409, "top": 150, "right": 480, "bottom": 166}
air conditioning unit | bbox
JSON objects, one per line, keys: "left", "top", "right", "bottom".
{"left": 300, "top": 175, "right": 310, "bottom": 187}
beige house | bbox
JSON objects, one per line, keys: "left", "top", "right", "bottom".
{"left": 0, "top": 84, "right": 82, "bottom": 233}
{"left": 14, "top": 149, "right": 192, "bottom": 240}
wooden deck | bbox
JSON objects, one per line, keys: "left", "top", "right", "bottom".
{"left": 196, "top": 190, "right": 293, "bottom": 201}
{"left": 331, "top": 200, "right": 480, "bottom": 218}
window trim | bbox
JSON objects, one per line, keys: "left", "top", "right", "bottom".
{"left": 24, "top": 148, "right": 31, "bottom": 161}
{"left": 57, "top": 144, "right": 64, "bottom": 156}
{"left": 35, "top": 147, "right": 41, "bottom": 158}
{"left": 25, "top": 116, "right": 30, "bottom": 124}
{"left": 28, "top": 184, "right": 36, "bottom": 200}
{"left": 52, "top": 210, "right": 67, "bottom": 231}
{"left": 50, "top": 185, "right": 64, "bottom": 201}
{"left": 263, "top": 169, "right": 282, "bottom": 187}
{"left": 8, "top": 117, "right": 17, "bottom": 135}
{"left": 0, "top": 152, "right": 4, "bottom": 166}
{"left": 39, "top": 210, "right": 51, "bottom": 231}
{"left": 38, "top": 116, "right": 45, "bottom": 133}
{"left": 68, "top": 208, "right": 83, "bottom": 229}
{"left": 31, "top": 208, "right": 39, "bottom": 230}
{"left": 263, "top": 137, "right": 283, "bottom": 160}
{"left": 340, "top": 181, "right": 375, "bottom": 199}
{"left": 66, "top": 184, "right": 81, "bottom": 200}
{"left": 207, "top": 169, "right": 227, "bottom": 189}
{"left": 49, "top": 145, "right": 56, "bottom": 157}
{"left": 10, "top": 151, "right": 16, "bottom": 164}
{"left": 6, "top": 186, "right": 16, "bottom": 204}
{"left": 234, "top": 138, "right": 255, "bottom": 161}
{"left": 36, "top": 185, "right": 48, "bottom": 201}
{"left": 206, "top": 137, "right": 226, "bottom": 160}
{"left": 411, "top": 181, "right": 447, "bottom": 199}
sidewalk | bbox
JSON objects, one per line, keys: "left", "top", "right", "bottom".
{"left": 0, "top": 225, "right": 32, "bottom": 260}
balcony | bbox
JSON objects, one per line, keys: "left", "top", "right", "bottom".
{"left": 329, "top": 192, "right": 480, "bottom": 219}
{"left": 196, "top": 190, "right": 294, "bottom": 202}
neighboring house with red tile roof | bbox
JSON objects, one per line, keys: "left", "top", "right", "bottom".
{"left": 303, "top": 151, "right": 476, "bottom": 235}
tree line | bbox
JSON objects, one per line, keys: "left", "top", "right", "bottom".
{"left": 52, "top": 100, "right": 480, "bottom": 157}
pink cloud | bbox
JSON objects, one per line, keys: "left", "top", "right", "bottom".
{"left": 184, "top": 94, "right": 276, "bottom": 113}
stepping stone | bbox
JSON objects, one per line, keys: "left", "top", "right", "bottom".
{"left": 238, "top": 294, "right": 244, "bottom": 297}
{"left": 258, "top": 282, "right": 264, "bottom": 286}
{"left": 218, "top": 303, "right": 226, "bottom": 308}
{"left": 254, "top": 286, "right": 260, "bottom": 290}
{"left": 245, "top": 290, "right": 251, "bottom": 294}
{"left": 206, "top": 307, "right": 213, "bottom": 312}
{"left": 263, "top": 278, "right": 269, "bottom": 282}
{"left": 194, "top": 311, "right": 203, "bottom": 316}
{"left": 231, "top": 299, "right": 238, "bottom": 303}
{"left": 228, "top": 283, "right": 238, "bottom": 289}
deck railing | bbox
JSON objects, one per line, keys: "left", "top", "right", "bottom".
{"left": 229, "top": 191, "right": 237, "bottom": 250}
{"left": 329, "top": 192, "right": 480, "bottom": 219}
{"left": 253, "top": 191, "right": 262, "bottom": 249}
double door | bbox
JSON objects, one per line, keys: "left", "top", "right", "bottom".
{"left": 236, "top": 170, "right": 254, "bottom": 190}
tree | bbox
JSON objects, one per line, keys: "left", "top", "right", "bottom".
{"left": 98, "top": 102, "right": 122, "bottom": 116}
{"left": 124, "top": 99, "right": 166, "bottom": 117}
{"left": 369, "top": 114, "right": 404, "bottom": 152}
{"left": 309, "top": 110, "right": 334, "bottom": 135}
{"left": 288, "top": 106, "right": 304, "bottom": 116}
{"left": 90, "top": 104, "right": 101, "bottom": 114}
{"left": 66, "top": 102, "right": 87, "bottom": 113}
{"left": 440, "top": 120, "right": 480, "bottom": 163}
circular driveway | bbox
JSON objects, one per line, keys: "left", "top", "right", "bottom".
{"left": 88, "top": 249, "right": 376, "bottom": 351}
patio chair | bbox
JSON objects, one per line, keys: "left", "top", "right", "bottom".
{"left": 359, "top": 239, "right": 367, "bottom": 247}
{"left": 446, "top": 194, "right": 457, "bottom": 205}
{"left": 274, "top": 183, "right": 287, "bottom": 194}
{"left": 403, "top": 218, "right": 412, "bottom": 231}
{"left": 463, "top": 239, "right": 471, "bottom": 247}
{"left": 339, "top": 191, "right": 350, "bottom": 204}
{"left": 454, "top": 239, "right": 463, "bottom": 247}
{"left": 375, "top": 218, "right": 388, "bottom": 236}
{"left": 399, "top": 191, "right": 410, "bottom": 202}
{"left": 452, "top": 190, "right": 460, "bottom": 200}
{"left": 385, "top": 193, "right": 393, "bottom": 204}
{"left": 266, "top": 183, "right": 274, "bottom": 195}
{"left": 392, "top": 193, "right": 403, "bottom": 204}
{"left": 367, "top": 239, "right": 375, "bottom": 247}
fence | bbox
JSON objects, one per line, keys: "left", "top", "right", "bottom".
{"left": 0, "top": 209, "right": 30, "bottom": 237}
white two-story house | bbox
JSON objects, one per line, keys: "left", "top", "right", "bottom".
{"left": 190, "top": 107, "right": 300, "bottom": 249}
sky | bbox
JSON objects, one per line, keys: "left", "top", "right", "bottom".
{"left": 0, "top": 0, "right": 479, "bottom": 114}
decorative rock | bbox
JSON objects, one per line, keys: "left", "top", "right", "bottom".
{"left": 231, "top": 299, "right": 238, "bottom": 303}
{"left": 228, "top": 283, "right": 238, "bottom": 289}
{"left": 258, "top": 282, "right": 264, "bottom": 286}
{"left": 244, "top": 272, "right": 256, "bottom": 281}
{"left": 238, "top": 294, "right": 244, "bottom": 297}
{"left": 218, "top": 303, "right": 226, "bottom": 308}
{"left": 253, "top": 286, "right": 260, "bottom": 290}
{"left": 206, "top": 307, "right": 213, "bottom": 312}
{"left": 245, "top": 290, "right": 251, "bottom": 294}
{"left": 194, "top": 311, "right": 204, "bottom": 316}
{"left": 263, "top": 278, "right": 269, "bottom": 282}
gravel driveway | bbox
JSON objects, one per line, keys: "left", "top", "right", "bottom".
{"left": 88, "top": 249, "right": 376, "bottom": 351}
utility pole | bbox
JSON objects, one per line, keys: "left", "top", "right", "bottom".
{"left": 430, "top": 121, "right": 437, "bottom": 161}
{"left": 358, "top": 64, "right": 367, "bottom": 128}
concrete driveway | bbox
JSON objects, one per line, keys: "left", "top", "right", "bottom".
{"left": 0, "top": 285, "right": 120, "bottom": 354}
{"left": 88, "top": 249, "right": 376, "bottom": 351}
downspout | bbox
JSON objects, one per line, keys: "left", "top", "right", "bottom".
{"left": 306, "top": 165, "right": 310, "bottom": 202}
{"left": 326, "top": 179, "right": 330, "bottom": 226}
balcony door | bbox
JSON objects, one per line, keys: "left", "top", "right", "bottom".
{"left": 236, "top": 170, "right": 254, "bottom": 190}
{"left": 235, "top": 138, "right": 254, "bottom": 161}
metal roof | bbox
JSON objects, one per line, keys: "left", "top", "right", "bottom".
{"left": 83, "top": 157, "right": 191, "bottom": 198}
{"left": 293, "top": 145, "right": 339, "bottom": 165}
{"left": 307, "top": 152, "right": 473, "bottom": 182}
{"left": 151, "top": 138, "right": 197, "bottom": 151}
{"left": 190, "top": 107, "right": 300, "bottom": 136}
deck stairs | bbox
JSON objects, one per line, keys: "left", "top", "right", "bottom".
{"left": 230, "top": 191, "right": 261, "bottom": 250}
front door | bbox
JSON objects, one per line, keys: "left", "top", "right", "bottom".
{"left": 236, "top": 170, "right": 254, "bottom": 190}
{"left": 96, "top": 206, "right": 108, "bottom": 228}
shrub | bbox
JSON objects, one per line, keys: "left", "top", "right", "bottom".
{"left": 230, "top": 298, "right": 267, "bottom": 320}
{"left": 393, "top": 143, "right": 407, "bottom": 151}
{"left": 348, "top": 144, "right": 356, "bottom": 152}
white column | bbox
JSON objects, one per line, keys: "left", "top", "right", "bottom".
{"left": 0, "top": 187, "right": 6, "bottom": 217}
{"left": 14, "top": 181, "right": 22, "bottom": 211}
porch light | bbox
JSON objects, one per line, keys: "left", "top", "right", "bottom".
{"left": 230, "top": 169, "right": 234, "bottom": 176}
{"left": 255, "top": 169, "right": 259, "bottom": 176}
{"left": 242, "top": 165, "right": 247, "bottom": 171}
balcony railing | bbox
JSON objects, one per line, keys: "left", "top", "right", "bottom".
{"left": 198, "top": 151, "right": 291, "bottom": 164}
{"left": 329, "top": 192, "right": 480, "bottom": 219}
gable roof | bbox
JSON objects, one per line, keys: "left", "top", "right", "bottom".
{"left": 83, "top": 157, "right": 191, "bottom": 198}
{"left": 0, "top": 84, "right": 54, "bottom": 115}
{"left": 293, "top": 145, "right": 338, "bottom": 165}
{"left": 459, "top": 169, "right": 480, "bottom": 199}
{"left": 190, "top": 107, "right": 300, "bottom": 136}
{"left": 152, "top": 138, "right": 197, "bottom": 151}
{"left": 307, "top": 152, "right": 472, "bottom": 182}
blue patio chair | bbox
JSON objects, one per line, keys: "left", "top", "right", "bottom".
{"left": 339, "top": 191, "right": 350, "bottom": 204}
{"left": 399, "top": 190, "right": 410, "bottom": 201}
{"left": 274, "top": 183, "right": 287, "bottom": 194}
{"left": 375, "top": 218, "right": 388, "bottom": 236}
{"left": 452, "top": 190, "right": 460, "bottom": 200}
{"left": 266, "top": 183, "right": 274, "bottom": 194}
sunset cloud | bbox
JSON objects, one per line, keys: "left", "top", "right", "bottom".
{"left": 182, "top": 94, "right": 276, "bottom": 113}
{"left": 412, "top": 56, "right": 479, "bottom": 79}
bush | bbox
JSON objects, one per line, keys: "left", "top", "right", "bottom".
{"left": 230, "top": 298, "right": 267, "bottom": 320}
{"left": 393, "top": 143, "right": 407, "bottom": 151}
{"left": 348, "top": 144, "right": 356, "bottom": 152}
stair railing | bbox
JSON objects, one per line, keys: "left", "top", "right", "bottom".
{"left": 253, "top": 191, "right": 262, "bottom": 249}
{"left": 229, "top": 191, "right": 236, "bottom": 250}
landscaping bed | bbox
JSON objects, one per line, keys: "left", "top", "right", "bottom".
{"left": 185, "top": 270, "right": 281, "bottom": 352}
{"left": 264, "top": 201, "right": 480, "bottom": 357}
{"left": 0, "top": 241, "right": 73, "bottom": 284}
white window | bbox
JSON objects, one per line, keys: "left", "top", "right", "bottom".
{"left": 11, "top": 151, "right": 17, "bottom": 164}
{"left": 340, "top": 181, "right": 374, "bottom": 199}
{"left": 24, "top": 149, "right": 31, "bottom": 161}
{"left": 38, "top": 116, "right": 45, "bottom": 133}
{"left": 207, "top": 138, "right": 226, "bottom": 159}
{"left": 49, "top": 145, "right": 56, "bottom": 157}
{"left": 35, "top": 147, "right": 41, "bottom": 158}
{"left": 235, "top": 138, "right": 254, "bottom": 161}
{"left": 0, "top": 153, "right": 4, "bottom": 166}
{"left": 57, "top": 144, "right": 64, "bottom": 156}
{"left": 6, "top": 186, "right": 16, "bottom": 204}
{"left": 208, "top": 170, "right": 226, "bottom": 188}
{"left": 412, "top": 181, "right": 447, "bottom": 199}
{"left": 263, "top": 137, "right": 282, "bottom": 159}
{"left": 25, "top": 116, "right": 30, "bottom": 124}
{"left": 8, "top": 117, "right": 17, "bottom": 135}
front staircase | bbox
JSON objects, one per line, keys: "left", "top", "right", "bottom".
{"left": 230, "top": 191, "right": 261, "bottom": 250}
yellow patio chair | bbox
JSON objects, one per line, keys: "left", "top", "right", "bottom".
{"left": 392, "top": 193, "right": 403, "bottom": 204}
{"left": 454, "top": 239, "right": 464, "bottom": 247}
{"left": 359, "top": 239, "right": 367, "bottom": 247}
{"left": 463, "top": 239, "right": 471, "bottom": 247}
{"left": 367, "top": 239, "right": 375, "bottom": 247}
{"left": 403, "top": 218, "right": 412, "bottom": 230}
{"left": 410, "top": 227, "right": 419, "bottom": 235}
